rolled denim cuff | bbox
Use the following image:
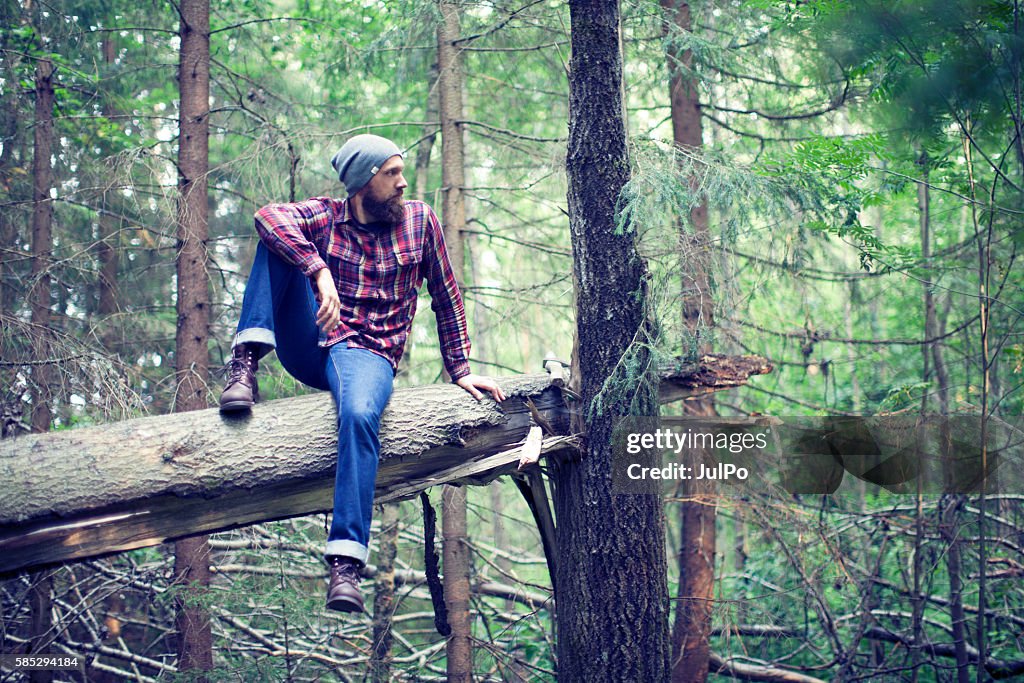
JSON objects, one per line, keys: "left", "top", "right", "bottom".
{"left": 233, "top": 328, "right": 277, "bottom": 352}
{"left": 324, "top": 539, "right": 369, "bottom": 564}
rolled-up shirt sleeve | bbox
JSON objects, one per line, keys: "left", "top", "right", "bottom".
{"left": 421, "top": 208, "right": 471, "bottom": 381}
{"left": 254, "top": 199, "right": 333, "bottom": 276}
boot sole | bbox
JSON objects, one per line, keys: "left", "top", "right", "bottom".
{"left": 219, "top": 400, "right": 254, "bottom": 412}
{"left": 326, "top": 596, "right": 364, "bottom": 614}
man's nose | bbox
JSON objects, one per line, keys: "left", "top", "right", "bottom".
{"left": 396, "top": 173, "right": 408, "bottom": 190}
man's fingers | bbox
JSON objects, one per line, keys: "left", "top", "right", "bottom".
{"left": 316, "top": 303, "right": 331, "bottom": 326}
{"left": 456, "top": 376, "right": 506, "bottom": 402}
{"left": 315, "top": 298, "right": 341, "bottom": 331}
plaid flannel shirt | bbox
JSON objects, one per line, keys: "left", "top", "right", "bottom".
{"left": 254, "top": 197, "right": 471, "bottom": 380}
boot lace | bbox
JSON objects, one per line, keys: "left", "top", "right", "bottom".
{"left": 330, "top": 559, "right": 361, "bottom": 583}
{"left": 222, "top": 356, "right": 253, "bottom": 385}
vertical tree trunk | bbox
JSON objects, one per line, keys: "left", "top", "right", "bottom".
{"left": 370, "top": 503, "right": 400, "bottom": 682}
{"left": 415, "top": 61, "right": 440, "bottom": 205}
{"left": 488, "top": 481, "right": 513, "bottom": 611}
{"left": 0, "top": 29, "right": 21, "bottom": 430}
{"left": 672, "top": 469, "right": 715, "bottom": 683}
{"left": 942, "top": 496, "right": 972, "bottom": 683}
{"left": 966, "top": 129, "right": 991, "bottom": 683}
{"left": 662, "top": 3, "right": 715, "bottom": 680}
{"left": 555, "top": 1, "right": 669, "bottom": 680}
{"left": 662, "top": 0, "right": 712, "bottom": 342}
{"left": 0, "top": 15, "right": 19, "bottom": 321}
{"left": 919, "top": 155, "right": 949, "bottom": 415}
{"left": 30, "top": 57, "right": 54, "bottom": 434}
{"left": 28, "top": 51, "right": 55, "bottom": 683}
{"left": 915, "top": 151, "right": 948, "bottom": 681}
{"left": 98, "top": 35, "right": 119, "bottom": 326}
{"left": 28, "top": 573, "right": 53, "bottom": 683}
{"left": 437, "top": 2, "right": 473, "bottom": 679}
{"left": 437, "top": 0, "right": 466, "bottom": 275}
{"left": 174, "top": 0, "right": 213, "bottom": 676}
{"left": 465, "top": 185, "right": 511, "bottom": 610}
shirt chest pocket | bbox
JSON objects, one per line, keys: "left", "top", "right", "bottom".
{"left": 383, "top": 244, "right": 423, "bottom": 298}
{"left": 326, "top": 233, "right": 365, "bottom": 296}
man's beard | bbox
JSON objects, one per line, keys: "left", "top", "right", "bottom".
{"left": 362, "top": 189, "right": 405, "bottom": 226}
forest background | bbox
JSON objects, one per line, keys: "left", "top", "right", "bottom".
{"left": 1, "top": 0, "right": 1023, "bottom": 681}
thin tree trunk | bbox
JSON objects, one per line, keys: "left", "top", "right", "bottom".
{"left": 174, "top": 0, "right": 213, "bottom": 676}
{"left": 437, "top": 2, "right": 472, "bottom": 678}
{"left": 0, "top": 7, "right": 23, "bottom": 432}
{"left": 28, "top": 49, "right": 55, "bottom": 683}
{"left": 98, "top": 35, "right": 119, "bottom": 327}
{"left": 919, "top": 157, "right": 949, "bottom": 415}
{"left": 370, "top": 502, "right": 400, "bottom": 682}
{"left": 437, "top": 1, "right": 466, "bottom": 279}
{"left": 0, "top": 32, "right": 19, "bottom": 320}
{"left": 28, "top": 573, "right": 53, "bottom": 683}
{"left": 489, "top": 481, "right": 512, "bottom": 611}
{"left": 662, "top": 3, "right": 715, "bottom": 680}
{"left": 555, "top": 1, "right": 669, "bottom": 679}
{"left": 416, "top": 61, "right": 440, "bottom": 205}
{"left": 673, "top": 462, "right": 715, "bottom": 683}
{"left": 913, "top": 152, "right": 935, "bottom": 683}
{"left": 30, "top": 57, "right": 54, "bottom": 434}
{"left": 942, "top": 496, "right": 973, "bottom": 683}
{"left": 466, "top": 186, "right": 512, "bottom": 610}
{"left": 662, "top": 0, "right": 712, "bottom": 343}
{"left": 965, "top": 127, "right": 991, "bottom": 683}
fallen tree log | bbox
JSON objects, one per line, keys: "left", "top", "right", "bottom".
{"left": 0, "top": 374, "right": 568, "bottom": 575}
{"left": 0, "top": 355, "right": 770, "bottom": 575}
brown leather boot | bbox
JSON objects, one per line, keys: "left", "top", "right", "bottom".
{"left": 219, "top": 344, "right": 260, "bottom": 412}
{"left": 326, "top": 556, "right": 364, "bottom": 613}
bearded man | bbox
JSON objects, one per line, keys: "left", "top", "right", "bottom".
{"left": 219, "top": 134, "right": 505, "bottom": 612}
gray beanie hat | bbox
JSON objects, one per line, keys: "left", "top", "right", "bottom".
{"left": 330, "top": 134, "right": 403, "bottom": 195}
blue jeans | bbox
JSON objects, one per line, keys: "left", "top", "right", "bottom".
{"left": 234, "top": 243, "right": 394, "bottom": 564}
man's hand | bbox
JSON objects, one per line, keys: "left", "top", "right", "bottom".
{"left": 314, "top": 268, "right": 342, "bottom": 333}
{"left": 456, "top": 374, "right": 507, "bottom": 402}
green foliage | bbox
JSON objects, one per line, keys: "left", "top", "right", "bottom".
{"left": 3, "top": 0, "right": 1023, "bottom": 678}
{"left": 589, "top": 326, "right": 659, "bottom": 420}
{"left": 877, "top": 380, "right": 930, "bottom": 412}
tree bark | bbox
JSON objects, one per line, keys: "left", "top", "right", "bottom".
{"left": 174, "top": 0, "right": 213, "bottom": 676}
{"left": 28, "top": 573, "right": 53, "bottom": 683}
{"left": 415, "top": 60, "right": 440, "bottom": 204}
{"left": 555, "top": 1, "right": 670, "bottom": 680}
{"left": 97, "top": 35, "right": 119, "bottom": 325}
{"left": 919, "top": 153, "right": 949, "bottom": 415}
{"left": 369, "top": 502, "right": 400, "bottom": 683}
{"left": 662, "top": 3, "right": 716, "bottom": 679}
{"left": 438, "top": 2, "right": 474, "bottom": 678}
{"left": 28, "top": 51, "right": 56, "bottom": 683}
{"left": 30, "top": 57, "right": 55, "bottom": 435}
{"left": 0, "top": 375, "right": 570, "bottom": 574}
{"left": 175, "top": 3, "right": 210, "bottom": 414}
{"left": 942, "top": 495, "right": 973, "bottom": 683}
{"left": 916, "top": 150, "right": 948, "bottom": 682}
{"left": 0, "top": 0, "right": 21, "bottom": 321}
{"left": 0, "top": 358, "right": 766, "bottom": 578}
{"left": 437, "top": 0, "right": 466, "bottom": 279}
